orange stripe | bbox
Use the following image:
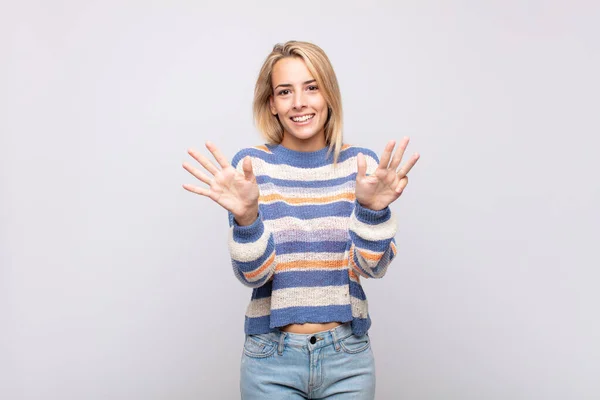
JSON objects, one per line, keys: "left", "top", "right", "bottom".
{"left": 260, "top": 192, "right": 355, "bottom": 205}
{"left": 348, "top": 269, "right": 360, "bottom": 281}
{"left": 391, "top": 242, "right": 397, "bottom": 256}
{"left": 244, "top": 252, "right": 275, "bottom": 280}
{"left": 357, "top": 249, "right": 384, "bottom": 261}
{"left": 276, "top": 259, "right": 347, "bottom": 272}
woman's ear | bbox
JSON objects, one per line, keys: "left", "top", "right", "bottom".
{"left": 269, "top": 96, "right": 277, "bottom": 115}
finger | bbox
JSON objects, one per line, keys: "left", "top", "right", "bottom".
{"left": 397, "top": 153, "right": 420, "bottom": 177}
{"left": 205, "top": 141, "right": 230, "bottom": 169}
{"left": 378, "top": 140, "right": 395, "bottom": 169}
{"left": 389, "top": 136, "right": 409, "bottom": 171}
{"left": 242, "top": 156, "right": 255, "bottom": 181}
{"left": 395, "top": 176, "right": 408, "bottom": 193}
{"left": 182, "top": 183, "right": 211, "bottom": 197}
{"left": 182, "top": 162, "right": 212, "bottom": 185}
{"left": 188, "top": 148, "right": 219, "bottom": 175}
{"left": 356, "top": 153, "right": 367, "bottom": 180}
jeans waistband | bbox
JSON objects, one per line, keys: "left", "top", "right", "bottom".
{"left": 254, "top": 322, "right": 355, "bottom": 351}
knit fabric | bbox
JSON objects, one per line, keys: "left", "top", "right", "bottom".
{"left": 228, "top": 143, "right": 398, "bottom": 336}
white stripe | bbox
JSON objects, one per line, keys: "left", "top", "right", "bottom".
{"left": 349, "top": 210, "right": 397, "bottom": 241}
{"left": 228, "top": 226, "right": 271, "bottom": 262}
{"left": 265, "top": 216, "right": 350, "bottom": 232}
{"left": 276, "top": 252, "right": 345, "bottom": 264}
{"left": 245, "top": 297, "right": 271, "bottom": 318}
{"left": 350, "top": 296, "right": 369, "bottom": 319}
{"left": 259, "top": 180, "right": 355, "bottom": 197}
{"left": 271, "top": 286, "right": 350, "bottom": 310}
{"left": 249, "top": 155, "right": 378, "bottom": 182}
{"left": 273, "top": 229, "right": 349, "bottom": 243}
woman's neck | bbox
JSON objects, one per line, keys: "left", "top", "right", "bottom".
{"left": 280, "top": 131, "right": 326, "bottom": 152}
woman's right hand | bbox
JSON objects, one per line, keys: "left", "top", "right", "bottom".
{"left": 182, "top": 141, "right": 259, "bottom": 226}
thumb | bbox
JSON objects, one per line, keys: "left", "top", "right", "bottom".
{"left": 242, "top": 156, "right": 255, "bottom": 181}
{"left": 356, "top": 153, "right": 367, "bottom": 180}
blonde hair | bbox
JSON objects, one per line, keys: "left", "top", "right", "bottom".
{"left": 253, "top": 41, "right": 343, "bottom": 163}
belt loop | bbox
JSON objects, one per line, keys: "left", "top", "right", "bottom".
{"left": 330, "top": 326, "right": 341, "bottom": 352}
{"left": 277, "top": 332, "right": 286, "bottom": 356}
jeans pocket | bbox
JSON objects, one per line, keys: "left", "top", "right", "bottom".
{"left": 339, "top": 333, "right": 371, "bottom": 354}
{"left": 243, "top": 334, "right": 277, "bottom": 358}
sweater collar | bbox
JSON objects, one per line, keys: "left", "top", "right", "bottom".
{"left": 266, "top": 143, "right": 333, "bottom": 167}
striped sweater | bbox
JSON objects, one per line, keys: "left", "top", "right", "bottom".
{"left": 228, "top": 143, "right": 398, "bottom": 336}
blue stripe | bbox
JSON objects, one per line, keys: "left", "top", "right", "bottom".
{"left": 277, "top": 241, "right": 347, "bottom": 255}
{"left": 265, "top": 144, "right": 373, "bottom": 168}
{"left": 270, "top": 305, "right": 353, "bottom": 328}
{"left": 349, "top": 232, "right": 392, "bottom": 252}
{"left": 229, "top": 212, "right": 266, "bottom": 243}
{"left": 350, "top": 315, "right": 371, "bottom": 336}
{"left": 248, "top": 145, "right": 379, "bottom": 168}
{"left": 232, "top": 145, "right": 379, "bottom": 170}
{"left": 272, "top": 270, "right": 348, "bottom": 290}
{"left": 256, "top": 173, "right": 356, "bottom": 188}
{"left": 245, "top": 315, "right": 372, "bottom": 336}
{"left": 261, "top": 202, "right": 354, "bottom": 220}
{"left": 250, "top": 281, "right": 273, "bottom": 300}
{"left": 349, "top": 280, "right": 366, "bottom": 300}
{"left": 340, "top": 146, "right": 379, "bottom": 163}
{"left": 353, "top": 200, "right": 392, "bottom": 224}
{"left": 231, "top": 148, "right": 274, "bottom": 168}
{"left": 236, "top": 146, "right": 330, "bottom": 167}
{"left": 245, "top": 315, "right": 278, "bottom": 334}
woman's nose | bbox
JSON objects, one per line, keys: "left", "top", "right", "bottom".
{"left": 292, "top": 92, "right": 306, "bottom": 109}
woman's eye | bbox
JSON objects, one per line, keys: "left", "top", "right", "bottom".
{"left": 307, "top": 85, "right": 318, "bottom": 91}
{"left": 278, "top": 89, "right": 290, "bottom": 95}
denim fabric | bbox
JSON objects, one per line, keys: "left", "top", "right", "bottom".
{"left": 240, "top": 322, "right": 375, "bottom": 399}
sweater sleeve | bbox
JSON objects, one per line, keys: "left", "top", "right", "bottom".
{"left": 227, "top": 210, "right": 277, "bottom": 288}
{"left": 226, "top": 148, "right": 277, "bottom": 288}
{"left": 347, "top": 200, "right": 398, "bottom": 279}
{"left": 347, "top": 147, "right": 398, "bottom": 279}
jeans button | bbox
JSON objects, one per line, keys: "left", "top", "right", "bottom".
{"left": 309, "top": 336, "right": 316, "bottom": 344}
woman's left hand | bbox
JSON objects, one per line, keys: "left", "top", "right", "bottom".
{"left": 355, "top": 137, "right": 420, "bottom": 211}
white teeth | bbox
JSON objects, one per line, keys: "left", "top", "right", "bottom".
{"left": 291, "top": 114, "right": 314, "bottom": 122}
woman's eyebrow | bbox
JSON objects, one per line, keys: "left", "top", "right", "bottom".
{"left": 274, "top": 79, "right": 316, "bottom": 90}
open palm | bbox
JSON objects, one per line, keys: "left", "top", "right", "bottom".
{"left": 355, "top": 138, "right": 420, "bottom": 211}
{"left": 182, "top": 142, "right": 259, "bottom": 224}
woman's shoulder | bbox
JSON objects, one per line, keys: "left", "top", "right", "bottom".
{"left": 339, "top": 143, "right": 380, "bottom": 163}
{"left": 230, "top": 144, "right": 274, "bottom": 167}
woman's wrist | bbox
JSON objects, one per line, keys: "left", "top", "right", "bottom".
{"left": 234, "top": 206, "right": 259, "bottom": 226}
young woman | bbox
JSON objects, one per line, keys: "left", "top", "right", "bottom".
{"left": 183, "top": 41, "right": 419, "bottom": 399}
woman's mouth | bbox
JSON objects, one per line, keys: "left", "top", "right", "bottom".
{"left": 290, "top": 114, "right": 315, "bottom": 125}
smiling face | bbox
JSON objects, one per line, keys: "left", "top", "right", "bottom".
{"left": 269, "top": 57, "right": 329, "bottom": 151}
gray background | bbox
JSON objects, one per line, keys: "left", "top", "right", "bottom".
{"left": 2, "top": 1, "right": 599, "bottom": 399}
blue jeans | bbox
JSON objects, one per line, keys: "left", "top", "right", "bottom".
{"left": 240, "top": 322, "right": 375, "bottom": 399}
